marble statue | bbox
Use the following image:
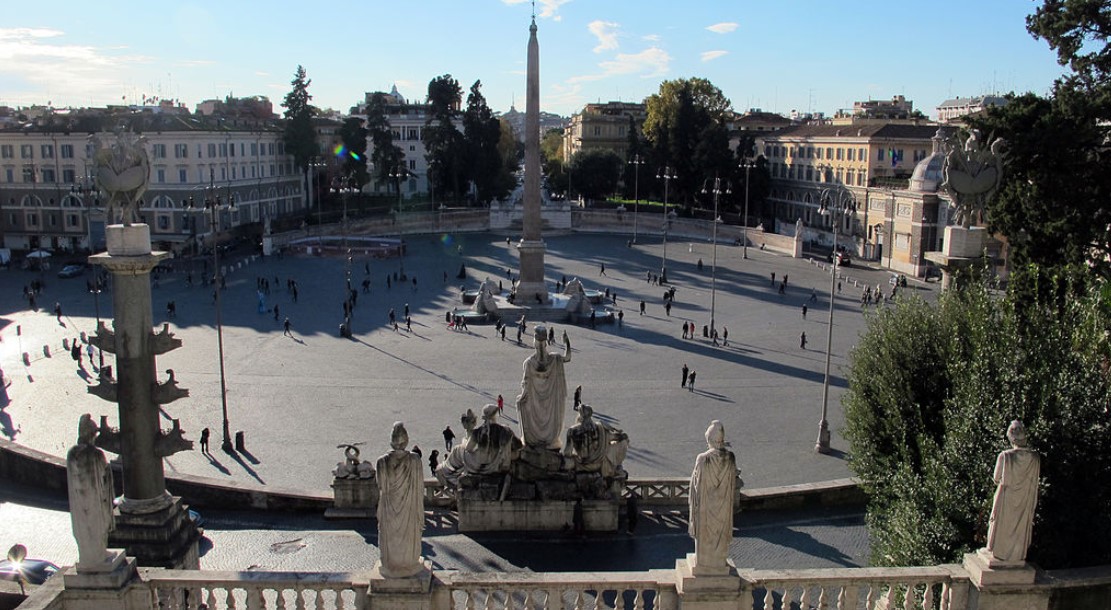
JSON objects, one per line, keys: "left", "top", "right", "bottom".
{"left": 984, "top": 420, "right": 1040, "bottom": 564}
{"left": 561, "top": 278, "right": 593, "bottom": 315}
{"left": 475, "top": 277, "right": 500, "bottom": 315}
{"left": 333, "top": 443, "right": 375, "bottom": 480}
{"left": 67, "top": 414, "right": 116, "bottom": 570}
{"left": 689, "top": 420, "right": 736, "bottom": 572}
{"left": 435, "top": 409, "right": 478, "bottom": 488}
{"left": 942, "top": 129, "right": 1006, "bottom": 228}
{"left": 90, "top": 130, "right": 151, "bottom": 226}
{"left": 375, "top": 422, "right": 424, "bottom": 578}
{"left": 465, "top": 404, "right": 524, "bottom": 476}
{"left": 562, "top": 404, "right": 629, "bottom": 477}
{"left": 516, "top": 325, "right": 572, "bottom": 449}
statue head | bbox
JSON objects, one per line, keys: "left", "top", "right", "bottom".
{"left": 1007, "top": 420, "right": 1029, "bottom": 448}
{"left": 578, "top": 404, "right": 594, "bottom": 422}
{"left": 482, "top": 403, "right": 499, "bottom": 422}
{"left": 705, "top": 420, "right": 726, "bottom": 450}
{"left": 77, "top": 413, "right": 98, "bottom": 446}
{"left": 461, "top": 409, "right": 478, "bottom": 433}
{"left": 390, "top": 421, "right": 409, "bottom": 451}
{"left": 534, "top": 325, "right": 548, "bottom": 344}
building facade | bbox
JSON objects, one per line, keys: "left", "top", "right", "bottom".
{"left": 0, "top": 108, "right": 303, "bottom": 254}
{"left": 936, "top": 96, "right": 1008, "bottom": 124}
{"left": 756, "top": 123, "right": 951, "bottom": 275}
{"left": 562, "top": 101, "right": 646, "bottom": 161}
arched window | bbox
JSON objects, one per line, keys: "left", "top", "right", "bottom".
{"left": 61, "top": 195, "right": 83, "bottom": 208}
{"left": 20, "top": 194, "right": 44, "bottom": 207}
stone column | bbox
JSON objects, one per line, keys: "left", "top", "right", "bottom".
{"left": 514, "top": 18, "right": 549, "bottom": 304}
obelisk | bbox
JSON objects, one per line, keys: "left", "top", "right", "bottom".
{"left": 514, "top": 15, "right": 549, "bottom": 305}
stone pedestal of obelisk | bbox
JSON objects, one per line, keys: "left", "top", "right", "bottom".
{"left": 88, "top": 223, "right": 200, "bottom": 569}
{"left": 514, "top": 18, "right": 550, "bottom": 305}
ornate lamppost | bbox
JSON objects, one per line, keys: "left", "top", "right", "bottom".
{"left": 815, "top": 186, "right": 855, "bottom": 454}
{"left": 701, "top": 176, "right": 730, "bottom": 336}
{"left": 657, "top": 166, "right": 677, "bottom": 283}
{"left": 188, "top": 170, "right": 236, "bottom": 453}
{"left": 628, "top": 154, "right": 644, "bottom": 243}
{"left": 739, "top": 158, "right": 757, "bottom": 259}
{"left": 331, "top": 173, "right": 357, "bottom": 294}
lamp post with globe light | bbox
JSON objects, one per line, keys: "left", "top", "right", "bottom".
{"left": 628, "top": 154, "right": 645, "bottom": 243}
{"left": 739, "top": 158, "right": 757, "bottom": 259}
{"left": 701, "top": 175, "right": 730, "bottom": 335}
{"left": 815, "top": 185, "right": 855, "bottom": 454}
{"left": 657, "top": 166, "right": 677, "bottom": 283}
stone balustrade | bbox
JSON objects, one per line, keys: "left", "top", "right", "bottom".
{"left": 742, "top": 565, "right": 969, "bottom": 610}
{"left": 143, "top": 569, "right": 369, "bottom": 610}
{"left": 443, "top": 571, "right": 678, "bottom": 610}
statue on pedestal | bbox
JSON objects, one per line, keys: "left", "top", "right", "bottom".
{"left": 984, "top": 420, "right": 1040, "bottom": 565}
{"left": 942, "top": 129, "right": 1006, "bottom": 228}
{"left": 466, "top": 405, "right": 524, "bottom": 476}
{"left": 516, "top": 325, "right": 572, "bottom": 449}
{"left": 90, "top": 130, "right": 151, "bottom": 227}
{"left": 562, "top": 404, "right": 628, "bottom": 477}
{"left": 436, "top": 409, "right": 479, "bottom": 488}
{"left": 689, "top": 420, "right": 736, "bottom": 572}
{"left": 67, "top": 414, "right": 116, "bottom": 570}
{"left": 375, "top": 422, "right": 424, "bottom": 578}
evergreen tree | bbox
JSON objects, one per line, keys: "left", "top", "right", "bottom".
{"left": 282, "top": 65, "right": 317, "bottom": 173}
{"left": 570, "top": 150, "right": 623, "bottom": 200}
{"left": 463, "top": 80, "right": 511, "bottom": 205}
{"left": 365, "top": 93, "right": 403, "bottom": 190}
{"left": 423, "top": 75, "right": 465, "bottom": 203}
{"left": 337, "top": 117, "right": 369, "bottom": 187}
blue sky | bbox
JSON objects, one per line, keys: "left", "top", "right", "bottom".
{"left": 0, "top": 0, "right": 1068, "bottom": 119}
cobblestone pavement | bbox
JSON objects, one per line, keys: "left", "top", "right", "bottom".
{"left": 0, "top": 483, "right": 869, "bottom": 572}
{"left": 0, "top": 232, "right": 933, "bottom": 495}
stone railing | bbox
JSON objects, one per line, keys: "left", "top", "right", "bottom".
{"left": 444, "top": 571, "right": 679, "bottom": 610}
{"left": 143, "top": 568, "right": 370, "bottom": 610}
{"left": 742, "top": 565, "right": 969, "bottom": 610}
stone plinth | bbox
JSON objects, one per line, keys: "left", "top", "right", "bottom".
{"left": 105, "top": 224, "right": 152, "bottom": 257}
{"left": 326, "top": 477, "right": 378, "bottom": 519}
{"left": 944, "top": 225, "right": 987, "bottom": 259}
{"left": 674, "top": 554, "right": 742, "bottom": 610}
{"left": 457, "top": 498, "right": 617, "bottom": 532}
{"left": 108, "top": 497, "right": 200, "bottom": 570}
{"left": 368, "top": 560, "right": 436, "bottom": 610}
{"left": 62, "top": 553, "right": 136, "bottom": 590}
{"left": 963, "top": 551, "right": 1048, "bottom": 610}
{"left": 515, "top": 239, "right": 550, "bottom": 305}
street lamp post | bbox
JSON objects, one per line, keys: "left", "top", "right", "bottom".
{"left": 307, "top": 157, "right": 326, "bottom": 240}
{"left": 188, "top": 170, "right": 236, "bottom": 453}
{"left": 88, "top": 279, "right": 104, "bottom": 376}
{"left": 701, "top": 176, "right": 731, "bottom": 336}
{"left": 628, "top": 154, "right": 644, "bottom": 243}
{"left": 657, "top": 166, "right": 677, "bottom": 283}
{"left": 815, "top": 186, "right": 856, "bottom": 454}
{"left": 739, "top": 158, "right": 756, "bottom": 259}
{"left": 331, "top": 174, "right": 357, "bottom": 295}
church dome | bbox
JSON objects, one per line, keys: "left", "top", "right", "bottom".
{"left": 909, "top": 152, "right": 945, "bottom": 192}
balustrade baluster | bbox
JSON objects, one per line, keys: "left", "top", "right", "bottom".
{"left": 816, "top": 585, "right": 827, "bottom": 610}
{"left": 835, "top": 585, "right": 846, "bottom": 610}
{"left": 799, "top": 585, "right": 810, "bottom": 609}
{"left": 864, "top": 584, "right": 876, "bottom": 610}
{"left": 903, "top": 583, "right": 916, "bottom": 610}
{"left": 524, "top": 589, "right": 535, "bottom": 610}
{"left": 223, "top": 586, "right": 237, "bottom": 610}
{"left": 483, "top": 589, "right": 496, "bottom": 610}
{"left": 883, "top": 584, "right": 896, "bottom": 609}
{"left": 633, "top": 589, "right": 646, "bottom": 610}
{"left": 939, "top": 583, "right": 951, "bottom": 610}
{"left": 205, "top": 588, "right": 218, "bottom": 610}
{"left": 295, "top": 584, "right": 307, "bottom": 610}
{"left": 573, "top": 590, "right": 586, "bottom": 610}
{"left": 189, "top": 586, "right": 205, "bottom": 610}
{"left": 274, "top": 587, "right": 288, "bottom": 610}
{"left": 336, "top": 586, "right": 349, "bottom": 610}
{"left": 760, "top": 586, "right": 774, "bottom": 610}
{"left": 503, "top": 589, "right": 514, "bottom": 610}
{"left": 781, "top": 587, "right": 793, "bottom": 610}
{"left": 246, "top": 585, "right": 264, "bottom": 610}
{"left": 591, "top": 587, "right": 603, "bottom": 610}
{"left": 548, "top": 588, "right": 564, "bottom": 610}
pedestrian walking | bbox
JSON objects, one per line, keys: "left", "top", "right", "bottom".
{"left": 388, "top": 308, "right": 396, "bottom": 326}
{"left": 412, "top": 276, "right": 418, "bottom": 291}
{"left": 404, "top": 303, "right": 410, "bottom": 318}
{"left": 274, "top": 303, "right": 280, "bottom": 321}
{"left": 406, "top": 315, "right": 412, "bottom": 332}
{"left": 687, "top": 370, "right": 696, "bottom": 391}
{"left": 573, "top": 385, "right": 582, "bottom": 409}
{"left": 589, "top": 309, "right": 596, "bottom": 328}
{"left": 428, "top": 450, "right": 440, "bottom": 475}
{"left": 722, "top": 327, "right": 729, "bottom": 346}
{"left": 771, "top": 272, "right": 776, "bottom": 286}
{"left": 284, "top": 317, "right": 292, "bottom": 336}
{"left": 501, "top": 325, "right": 507, "bottom": 340}
{"left": 199, "top": 428, "right": 210, "bottom": 455}
{"left": 639, "top": 300, "right": 646, "bottom": 316}
{"left": 497, "top": 394, "right": 504, "bottom": 413}
{"left": 443, "top": 426, "right": 456, "bottom": 450}
{"left": 681, "top": 363, "right": 689, "bottom": 388}
{"left": 837, "top": 281, "right": 842, "bottom": 293}
{"left": 665, "top": 300, "right": 672, "bottom": 316}
{"left": 697, "top": 258, "right": 704, "bottom": 271}
{"left": 802, "top": 304, "right": 808, "bottom": 319}
{"left": 800, "top": 332, "right": 808, "bottom": 349}
{"left": 386, "top": 275, "right": 392, "bottom": 290}
{"left": 54, "top": 302, "right": 62, "bottom": 322}
{"left": 618, "top": 310, "right": 624, "bottom": 326}
{"left": 599, "top": 262, "right": 606, "bottom": 276}
{"left": 783, "top": 274, "right": 788, "bottom": 285}
{"left": 810, "top": 289, "right": 818, "bottom": 303}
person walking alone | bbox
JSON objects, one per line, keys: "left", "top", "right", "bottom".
{"left": 199, "top": 428, "right": 210, "bottom": 455}
{"left": 802, "top": 304, "right": 808, "bottom": 320}
{"left": 443, "top": 426, "right": 456, "bottom": 450}
{"left": 800, "top": 332, "right": 808, "bottom": 349}
{"left": 284, "top": 317, "right": 292, "bottom": 337}
{"left": 681, "top": 363, "right": 689, "bottom": 388}
{"left": 687, "top": 370, "right": 697, "bottom": 392}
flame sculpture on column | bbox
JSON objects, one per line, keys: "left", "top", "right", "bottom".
{"left": 85, "top": 130, "right": 201, "bottom": 569}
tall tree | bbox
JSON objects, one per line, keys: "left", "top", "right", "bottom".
{"left": 642, "top": 78, "right": 733, "bottom": 209}
{"left": 282, "top": 65, "right": 317, "bottom": 173}
{"left": 337, "top": 117, "right": 369, "bottom": 187}
{"left": 621, "top": 114, "right": 646, "bottom": 200}
{"left": 463, "top": 80, "right": 511, "bottom": 205}
{"left": 423, "top": 75, "right": 465, "bottom": 203}
{"left": 540, "top": 128, "right": 567, "bottom": 197}
{"left": 365, "top": 93, "right": 403, "bottom": 190}
{"left": 570, "top": 150, "right": 623, "bottom": 200}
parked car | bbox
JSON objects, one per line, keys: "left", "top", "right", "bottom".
{"left": 0, "top": 558, "right": 60, "bottom": 585}
{"left": 827, "top": 251, "right": 851, "bottom": 267}
{"left": 57, "top": 264, "right": 86, "bottom": 278}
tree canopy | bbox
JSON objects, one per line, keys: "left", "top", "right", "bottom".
{"left": 570, "top": 149, "right": 623, "bottom": 200}
{"left": 464, "top": 80, "right": 514, "bottom": 204}
{"left": 423, "top": 75, "right": 466, "bottom": 203}
{"left": 844, "top": 268, "right": 1111, "bottom": 570}
{"left": 365, "top": 93, "right": 403, "bottom": 188}
{"left": 337, "top": 117, "right": 368, "bottom": 188}
{"left": 281, "top": 65, "right": 317, "bottom": 173}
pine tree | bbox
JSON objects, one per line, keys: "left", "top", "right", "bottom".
{"left": 282, "top": 65, "right": 317, "bottom": 173}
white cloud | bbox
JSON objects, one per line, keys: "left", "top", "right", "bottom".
{"left": 701, "top": 50, "right": 728, "bottom": 62}
{"left": 502, "top": 0, "right": 571, "bottom": 20}
{"left": 254, "top": 70, "right": 270, "bottom": 77}
{"left": 587, "top": 21, "right": 620, "bottom": 53}
{"left": 0, "top": 28, "right": 154, "bottom": 105}
{"left": 706, "top": 22, "right": 739, "bottom": 34}
{"left": 568, "top": 47, "right": 671, "bottom": 83}
{"left": 175, "top": 59, "right": 215, "bottom": 68}
{"left": 642, "top": 34, "right": 661, "bottom": 42}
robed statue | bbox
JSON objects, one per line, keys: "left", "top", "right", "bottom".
{"left": 67, "top": 414, "right": 116, "bottom": 570}
{"left": 375, "top": 422, "right": 424, "bottom": 578}
{"left": 516, "top": 325, "right": 572, "bottom": 449}
{"left": 689, "top": 420, "right": 736, "bottom": 573}
{"left": 984, "top": 420, "right": 1040, "bottom": 564}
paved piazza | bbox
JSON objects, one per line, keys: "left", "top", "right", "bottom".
{"left": 0, "top": 231, "right": 932, "bottom": 494}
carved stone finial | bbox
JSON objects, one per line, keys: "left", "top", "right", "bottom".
{"left": 941, "top": 129, "right": 1007, "bottom": 228}
{"left": 150, "top": 324, "right": 182, "bottom": 355}
{"left": 152, "top": 368, "right": 189, "bottom": 405}
{"left": 93, "top": 416, "right": 122, "bottom": 455}
{"left": 87, "top": 378, "right": 118, "bottom": 403}
{"left": 87, "top": 321, "right": 117, "bottom": 355}
{"left": 154, "top": 419, "right": 193, "bottom": 457}
{"left": 90, "top": 130, "right": 151, "bottom": 226}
